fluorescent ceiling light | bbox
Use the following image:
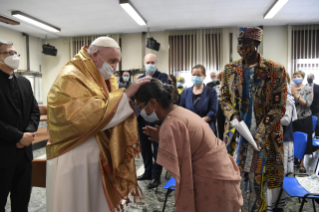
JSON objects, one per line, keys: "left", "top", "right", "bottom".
{"left": 264, "top": 0, "right": 289, "bottom": 19}
{"left": 12, "top": 11, "right": 60, "bottom": 32}
{"left": 120, "top": 0, "right": 146, "bottom": 26}
{"left": 0, "top": 15, "right": 20, "bottom": 25}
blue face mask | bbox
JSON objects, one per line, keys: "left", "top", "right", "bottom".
{"left": 191, "top": 76, "right": 203, "bottom": 86}
{"left": 123, "top": 76, "right": 130, "bottom": 82}
{"left": 293, "top": 78, "right": 303, "bottom": 85}
{"left": 177, "top": 82, "right": 183, "bottom": 88}
{"left": 115, "top": 77, "right": 119, "bottom": 82}
{"left": 145, "top": 64, "right": 156, "bottom": 75}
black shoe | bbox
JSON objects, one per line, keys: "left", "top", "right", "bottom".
{"left": 147, "top": 179, "right": 161, "bottom": 189}
{"left": 137, "top": 174, "right": 152, "bottom": 181}
{"left": 273, "top": 208, "right": 283, "bottom": 212}
{"left": 299, "top": 166, "right": 307, "bottom": 173}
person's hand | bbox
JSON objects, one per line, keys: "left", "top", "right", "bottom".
{"left": 254, "top": 138, "right": 262, "bottom": 152}
{"left": 16, "top": 142, "right": 25, "bottom": 149}
{"left": 143, "top": 125, "right": 160, "bottom": 142}
{"left": 19, "top": 132, "right": 36, "bottom": 146}
{"left": 125, "top": 76, "right": 151, "bottom": 98}
{"left": 231, "top": 113, "right": 243, "bottom": 122}
{"left": 291, "top": 86, "right": 298, "bottom": 97}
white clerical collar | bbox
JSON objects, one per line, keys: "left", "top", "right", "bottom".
{"left": 9, "top": 75, "right": 14, "bottom": 79}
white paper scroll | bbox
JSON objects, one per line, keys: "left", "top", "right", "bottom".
{"left": 230, "top": 119, "right": 259, "bottom": 151}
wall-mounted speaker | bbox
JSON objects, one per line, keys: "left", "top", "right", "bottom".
{"left": 146, "top": 37, "right": 160, "bottom": 51}
{"left": 42, "top": 44, "right": 57, "bottom": 56}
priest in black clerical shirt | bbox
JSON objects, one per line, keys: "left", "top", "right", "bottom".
{"left": 0, "top": 40, "right": 40, "bottom": 212}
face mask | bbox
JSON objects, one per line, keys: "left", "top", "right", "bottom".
{"left": 97, "top": 54, "right": 114, "bottom": 80}
{"left": 237, "top": 45, "right": 256, "bottom": 60}
{"left": 123, "top": 76, "right": 130, "bottom": 82}
{"left": 140, "top": 102, "right": 159, "bottom": 123}
{"left": 115, "top": 76, "right": 119, "bottom": 82}
{"left": 177, "top": 82, "right": 183, "bottom": 88}
{"left": 0, "top": 55, "right": 20, "bottom": 70}
{"left": 145, "top": 64, "right": 156, "bottom": 75}
{"left": 293, "top": 78, "right": 303, "bottom": 85}
{"left": 191, "top": 76, "right": 203, "bottom": 86}
{"left": 307, "top": 78, "right": 313, "bottom": 84}
{"left": 212, "top": 79, "right": 218, "bottom": 82}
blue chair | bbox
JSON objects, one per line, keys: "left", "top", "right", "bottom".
{"left": 275, "top": 132, "right": 319, "bottom": 211}
{"left": 162, "top": 177, "right": 175, "bottom": 212}
{"left": 312, "top": 115, "right": 317, "bottom": 133}
{"left": 313, "top": 116, "right": 319, "bottom": 150}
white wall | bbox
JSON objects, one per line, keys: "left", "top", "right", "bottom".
{"left": 41, "top": 38, "right": 69, "bottom": 105}
{"left": 121, "top": 33, "right": 143, "bottom": 70}
{"left": 263, "top": 25, "right": 288, "bottom": 68}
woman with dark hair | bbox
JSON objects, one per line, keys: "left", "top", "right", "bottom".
{"left": 135, "top": 79, "right": 243, "bottom": 212}
{"left": 168, "top": 74, "right": 180, "bottom": 104}
{"left": 179, "top": 64, "right": 218, "bottom": 134}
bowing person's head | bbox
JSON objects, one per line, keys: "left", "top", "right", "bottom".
{"left": 135, "top": 79, "right": 177, "bottom": 122}
{"left": 87, "top": 37, "right": 121, "bottom": 80}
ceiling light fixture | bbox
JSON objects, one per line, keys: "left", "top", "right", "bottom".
{"left": 11, "top": 11, "right": 60, "bottom": 32}
{"left": 119, "top": 0, "right": 146, "bottom": 26}
{"left": 264, "top": 0, "right": 289, "bottom": 19}
{"left": 0, "top": 15, "right": 20, "bottom": 25}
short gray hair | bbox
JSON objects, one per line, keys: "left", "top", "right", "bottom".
{"left": 87, "top": 45, "right": 102, "bottom": 56}
{"left": 0, "top": 40, "right": 13, "bottom": 49}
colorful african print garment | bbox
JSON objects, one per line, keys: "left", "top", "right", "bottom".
{"left": 220, "top": 53, "right": 287, "bottom": 189}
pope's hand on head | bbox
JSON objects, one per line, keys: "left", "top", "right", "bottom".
{"left": 125, "top": 76, "right": 151, "bottom": 98}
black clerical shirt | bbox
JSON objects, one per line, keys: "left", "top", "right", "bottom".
{"left": 0, "top": 70, "right": 23, "bottom": 130}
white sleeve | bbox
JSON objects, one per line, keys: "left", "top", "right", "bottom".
{"left": 280, "top": 102, "right": 293, "bottom": 126}
{"left": 101, "top": 93, "right": 134, "bottom": 131}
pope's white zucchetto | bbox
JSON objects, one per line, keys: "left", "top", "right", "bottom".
{"left": 90, "top": 37, "right": 120, "bottom": 49}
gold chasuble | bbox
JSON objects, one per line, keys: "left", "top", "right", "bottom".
{"left": 46, "top": 46, "right": 143, "bottom": 211}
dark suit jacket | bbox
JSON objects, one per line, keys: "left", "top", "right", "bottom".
{"left": 179, "top": 85, "right": 218, "bottom": 133}
{"left": 139, "top": 70, "right": 169, "bottom": 84}
{"left": 0, "top": 72, "right": 40, "bottom": 168}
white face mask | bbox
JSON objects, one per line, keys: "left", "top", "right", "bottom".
{"left": 140, "top": 102, "right": 159, "bottom": 123}
{"left": 115, "top": 76, "right": 120, "bottom": 82}
{"left": 0, "top": 55, "right": 20, "bottom": 70}
{"left": 97, "top": 54, "right": 114, "bottom": 80}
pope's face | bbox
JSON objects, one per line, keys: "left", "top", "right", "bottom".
{"left": 92, "top": 47, "right": 121, "bottom": 71}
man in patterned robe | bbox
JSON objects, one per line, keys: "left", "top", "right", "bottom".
{"left": 220, "top": 27, "right": 287, "bottom": 212}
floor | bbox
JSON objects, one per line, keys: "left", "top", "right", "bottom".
{"left": 4, "top": 148, "right": 319, "bottom": 212}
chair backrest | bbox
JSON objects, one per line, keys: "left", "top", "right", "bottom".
{"left": 39, "top": 105, "right": 47, "bottom": 116}
{"left": 312, "top": 115, "right": 318, "bottom": 132}
{"left": 293, "top": 131, "right": 308, "bottom": 160}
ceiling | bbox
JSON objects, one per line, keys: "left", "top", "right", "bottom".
{"left": 0, "top": 0, "right": 318, "bottom": 39}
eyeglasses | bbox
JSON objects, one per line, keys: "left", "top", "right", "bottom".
{"left": 136, "top": 101, "right": 149, "bottom": 111}
{"left": 0, "top": 51, "right": 20, "bottom": 57}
